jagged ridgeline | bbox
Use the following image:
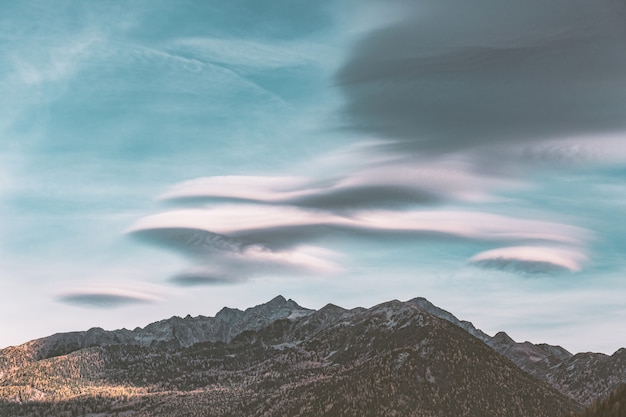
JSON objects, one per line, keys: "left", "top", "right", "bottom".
{"left": 0, "top": 296, "right": 622, "bottom": 416}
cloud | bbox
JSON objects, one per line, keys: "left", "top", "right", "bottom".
{"left": 127, "top": 202, "right": 589, "bottom": 282}
{"left": 165, "top": 245, "right": 341, "bottom": 286}
{"left": 159, "top": 158, "right": 520, "bottom": 211}
{"left": 469, "top": 246, "right": 588, "bottom": 274}
{"left": 129, "top": 220, "right": 344, "bottom": 282}
{"left": 124, "top": 0, "right": 616, "bottom": 288}
{"left": 129, "top": 206, "right": 589, "bottom": 248}
{"left": 168, "top": 272, "right": 242, "bottom": 287}
{"left": 336, "top": 0, "right": 626, "bottom": 162}
{"left": 166, "top": 37, "right": 332, "bottom": 70}
{"left": 57, "top": 289, "right": 159, "bottom": 308}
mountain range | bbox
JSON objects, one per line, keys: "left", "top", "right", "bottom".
{"left": 0, "top": 295, "right": 624, "bottom": 416}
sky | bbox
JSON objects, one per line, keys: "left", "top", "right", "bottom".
{"left": 1, "top": 0, "right": 626, "bottom": 354}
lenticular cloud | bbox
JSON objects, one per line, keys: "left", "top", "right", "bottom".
{"left": 57, "top": 289, "right": 159, "bottom": 308}
{"left": 125, "top": 0, "right": 625, "bottom": 284}
{"left": 469, "top": 246, "right": 588, "bottom": 274}
{"left": 128, "top": 193, "right": 590, "bottom": 282}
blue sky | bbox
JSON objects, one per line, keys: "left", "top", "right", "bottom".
{"left": 2, "top": 0, "right": 626, "bottom": 354}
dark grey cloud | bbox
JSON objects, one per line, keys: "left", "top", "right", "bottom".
{"left": 168, "top": 273, "right": 242, "bottom": 287}
{"left": 57, "top": 293, "right": 154, "bottom": 308}
{"left": 337, "top": 0, "right": 626, "bottom": 156}
{"left": 287, "top": 185, "right": 443, "bottom": 210}
{"left": 131, "top": 227, "right": 243, "bottom": 255}
{"left": 165, "top": 184, "right": 443, "bottom": 211}
{"left": 128, "top": 221, "right": 539, "bottom": 256}
{"left": 470, "top": 258, "right": 571, "bottom": 275}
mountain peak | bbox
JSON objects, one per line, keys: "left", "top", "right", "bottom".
{"left": 270, "top": 295, "right": 287, "bottom": 303}
{"left": 319, "top": 303, "right": 346, "bottom": 312}
{"left": 246, "top": 295, "right": 309, "bottom": 313}
{"left": 492, "top": 331, "right": 515, "bottom": 345}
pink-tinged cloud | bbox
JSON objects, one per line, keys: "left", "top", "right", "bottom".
{"left": 128, "top": 219, "right": 344, "bottom": 283}
{"left": 158, "top": 159, "right": 521, "bottom": 211}
{"left": 128, "top": 206, "right": 589, "bottom": 248}
{"left": 469, "top": 246, "right": 588, "bottom": 273}
{"left": 126, "top": 203, "right": 591, "bottom": 283}
{"left": 159, "top": 175, "right": 313, "bottom": 203}
{"left": 168, "top": 245, "right": 343, "bottom": 286}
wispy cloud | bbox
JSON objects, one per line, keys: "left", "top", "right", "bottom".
{"left": 166, "top": 37, "right": 333, "bottom": 70}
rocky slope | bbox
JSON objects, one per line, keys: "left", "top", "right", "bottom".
{"left": 0, "top": 295, "right": 624, "bottom": 415}
{"left": 0, "top": 295, "right": 311, "bottom": 378}
{"left": 0, "top": 298, "right": 579, "bottom": 417}
{"left": 403, "top": 297, "right": 626, "bottom": 405}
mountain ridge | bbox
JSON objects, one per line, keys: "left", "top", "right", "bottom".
{"left": 0, "top": 295, "right": 581, "bottom": 417}
{"left": 1, "top": 295, "right": 624, "bottom": 408}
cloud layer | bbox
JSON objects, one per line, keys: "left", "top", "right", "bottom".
{"left": 125, "top": 0, "right": 626, "bottom": 285}
{"left": 128, "top": 198, "right": 590, "bottom": 283}
{"left": 337, "top": 0, "right": 626, "bottom": 161}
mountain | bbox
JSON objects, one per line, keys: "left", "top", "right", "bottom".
{"left": 0, "top": 295, "right": 312, "bottom": 379}
{"left": 541, "top": 349, "right": 626, "bottom": 406}
{"left": 572, "top": 383, "right": 626, "bottom": 417}
{"left": 404, "top": 297, "right": 626, "bottom": 406}
{"left": 0, "top": 297, "right": 579, "bottom": 417}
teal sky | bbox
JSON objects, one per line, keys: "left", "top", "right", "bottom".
{"left": 2, "top": 0, "right": 626, "bottom": 354}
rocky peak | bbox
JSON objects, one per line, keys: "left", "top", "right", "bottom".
{"left": 240, "top": 295, "right": 313, "bottom": 321}
{"left": 613, "top": 347, "right": 626, "bottom": 357}
{"left": 492, "top": 331, "right": 516, "bottom": 346}
{"left": 246, "top": 295, "right": 305, "bottom": 312}
{"left": 319, "top": 303, "right": 347, "bottom": 314}
{"left": 405, "top": 297, "right": 491, "bottom": 342}
{"left": 266, "top": 295, "right": 288, "bottom": 306}
{"left": 536, "top": 343, "right": 573, "bottom": 361}
{"left": 215, "top": 306, "right": 245, "bottom": 323}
